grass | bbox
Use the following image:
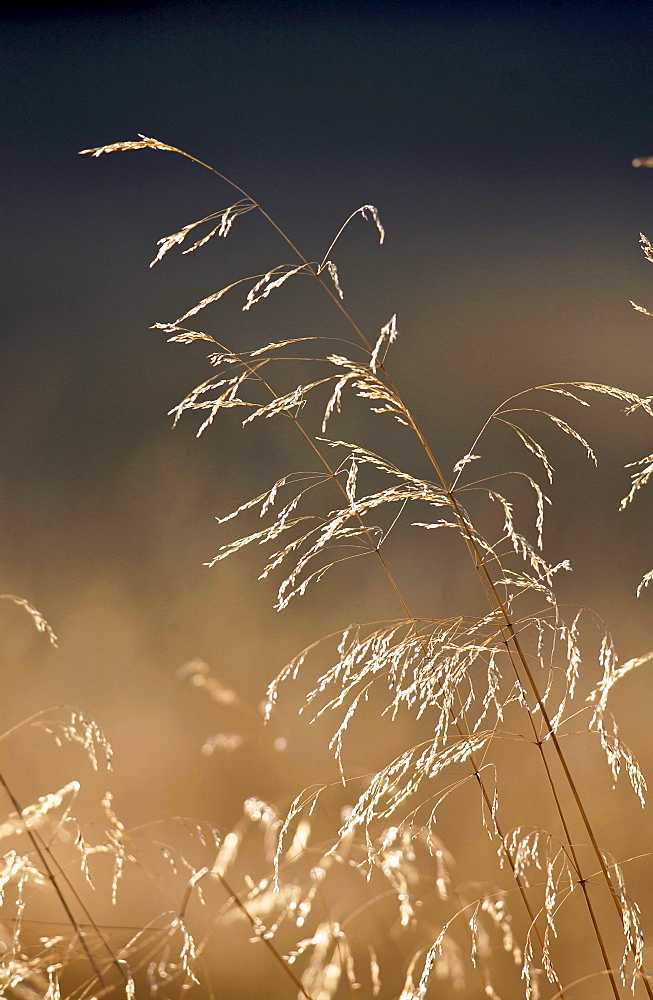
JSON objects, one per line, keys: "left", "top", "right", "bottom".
{"left": 0, "top": 135, "right": 651, "bottom": 1000}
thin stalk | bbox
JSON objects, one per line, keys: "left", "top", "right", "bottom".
{"left": 0, "top": 772, "right": 118, "bottom": 997}
{"left": 401, "top": 397, "right": 626, "bottom": 1000}
{"left": 213, "top": 870, "right": 315, "bottom": 1000}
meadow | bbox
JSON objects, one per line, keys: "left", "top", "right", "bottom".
{"left": 0, "top": 134, "right": 652, "bottom": 1000}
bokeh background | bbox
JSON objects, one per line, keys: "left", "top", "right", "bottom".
{"left": 2, "top": 1, "right": 653, "bottom": 996}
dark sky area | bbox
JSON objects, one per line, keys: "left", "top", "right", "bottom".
{"left": 2, "top": 3, "right": 653, "bottom": 993}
